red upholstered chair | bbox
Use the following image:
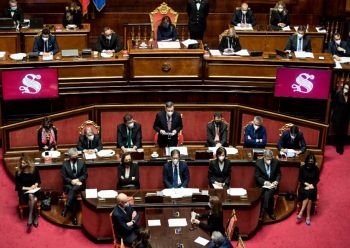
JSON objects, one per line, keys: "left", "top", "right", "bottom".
{"left": 18, "top": 200, "right": 41, "bottom": 219}
{"left": 109, "top": 211, "right": 131, "bottom": 248}
{"left": 225, "top": 209, "right": 238, "bottom": 241}
{"left": 78, "top": 120, "right": 100, "bottom": 135}
{"left": 278, "top": 123, "right": 295, "bottom": 136}
{"left": 236, "top": 236, "right": 245, "bottom": 248}
{"left": 296, "top": 178, "right": 319, "bottom": 215}
{"left": 149, "top": 2, "right": 179, "bottom": 41}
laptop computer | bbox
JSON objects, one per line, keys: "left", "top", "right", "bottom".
{"left": 276, "top": 49, "right": 288, "bottom": 58}
{"left": 0, "top": 18, "right": 16, "bottom": 30}
{"left": 61, "top": 49, "right": 79, "bottom": 57}
{"left": 30, "top": 18, "right": 44, "bottom": 29}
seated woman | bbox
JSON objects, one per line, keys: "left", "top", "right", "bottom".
{"left": 37, "top": 117, "right": 57, "bottom": 151}
{"left": 63, "top": 0, "right": 82, "bottom": 28}
{"left": 157, "top": 16, "right": 178, "bottom": 41}
{"left": 15, "top": 155, "right": 41, "bottom": 232}
{"left": 191, "top": 196, "right": 225, "bottom": 235}
{"left": 117, "top": 152, "right": 140, "bottom": 189}
{"left": 208, "top": 147, "right": 231, "bottom": 188}
{"left": 132, "top": 228, "right": 152, "bottom": 248}
{"left": 296, "top": 154, "right": 320, "bottom": 225}
{"left": 218, "top": 27, "right": 241, "bottom": 53}
{"left": 270, "top": 1, "right": 290, "bottom": 30}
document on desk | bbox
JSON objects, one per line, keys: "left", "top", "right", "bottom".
{"left": 316, "top": 27, "right": 327, "bottom": 33}
{"left": 147, "top": 219, "right": 161, "bottom": 226}
{"left": 194, "top": 236, "right": 210, "bottom": 246}
{"left": 162, "top": 188, "right": 200, "bottom": 198}
{"left": 227, "top": 188, "right": 247, "bottom": 196}
{"left": 168, "top": 218, "right": 188, "bottom": 227}
{"left": 339, "top": 57, "right": 350, "bottom": 64}
{"left": 0, "top": 51, "right": 5, "bottom": 59}
{"left": 84, "top": 152, "right": 97, "bottom": 160}
{"left": 234, "top": 26, "right": 253, "bottom": 31}
{"left": 294, "top": 51, "right": 314, "bottom": 59}
{"left": 182, "top": 39, "right": 198, "bottom": 48}
{"left": 25, "top": 187, "right": 41, "bottom": 194}
{"left": 42, "top": 54, "right": 53, "bottom": 61}
{"left": 223, "top": 49, "right": 250, "bottom": 56}
{"left": 157, "top": 41, "right": 181, "bottom": 49}
{"left": 209, "top": 49, "right": 222, "bottom": 56}
{"left": 282, "top": 26, "right": 291, "bottom": 31}
{"left": 85, "top": 188, "right": 98, "bottom": 198}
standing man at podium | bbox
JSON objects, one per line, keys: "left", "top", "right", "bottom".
{"left": 153, "top": 101, "right": 183, "bottom": 147}
{"left": 187, "top": 0, "right": 210, "bottom": 40}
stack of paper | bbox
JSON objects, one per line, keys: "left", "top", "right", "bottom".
{"left": 147, "top": 219, "right": 161, "bottom": 226}
{"left": 42, "top": 54, "right": 53, "bottom": 61}
{"left": 194, "top": 237, "right": 210, "bottom": 246}
{"left": 209, "top": 49, "right": 222, "bottom": 56}
{"left": 84, "top": 152, "right": 97, "bottom": 160}
{"left": 227, "top": 188, "right": 247, "bottom": 196}
{"left": 182, "top": 39, "right": 198, "bottom": 48}
{"left": 0, "top": 51, "right": 6, "bottom": 59}
{"left": 316, "top": 27, "right": 327, "bottom": 33}
{"left": 282, "top": 26, "right": 291, "bottom": 31}
{"left": 86, "top": 188, "right": 98, "bottom": 198}
{"left": 234, "top": 25, "right": 253, "bottom": 31}
{"left": 157, "top": 41, "right": 181, "bottom": 49}
{"left": 162, "top": 188, "right": 200, "bottom": 198}
{"left": 168, "top": 218, "right": 188, "bottom": 227}
{"left": 294, "top": 51, "right": 314, "bottom": 59}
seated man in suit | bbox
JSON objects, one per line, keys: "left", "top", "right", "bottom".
{"left": 255, "top": 149, "right": 281, "bottom": 220}
{"left": 3, "top": 0, "right": 23, "bottom": 25}
{"left": 206, "top": 112, "right": 228, "bottom": 147}
{"left": 61, "top": 148, "right": 88, "bottom": 225}
{"left": 328, "top": 32, "right": 350, "bottom": 60}
{"left": 96, "top": 27, "right": 123, "bottom": 53}
{"left": 32, "top": 28, "right": 60, "bottom": 55}
{"left": 163, "top": 149, "right": 190, "bottom": 188}
{"left": 77, "top": 126, "right": 103, "bottom": 153}
{"left": 112, "top": 193, "right": 140, "bottom": 245}
{"left": 231, "top": 2, "right": 256, "bottom": 27}
{"left": 117, "top": 114, "right": 142, "bottom": 152}
{"left": 153, "top": 101, "right": 183, "bottom": 147}
{"left": 277, "top": 125, "right": 306, "bottom": 155}
{"left": 285, "top": 26, "right": 312, "bottom": 53}
{"left": 244, "top": 116, "right": 267, "bottom": 148}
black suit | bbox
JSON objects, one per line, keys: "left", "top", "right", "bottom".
{"left": 163, "top": 161, "right": 190, "bottom": 188}
{"left": 208, "top": 159, "right": 231, "bottom": 188}
{"left": 117, "top": 123, "right": 142, "bottom": 149}
{"left": 187, "top": 0, "right": 209, "bottom": 40}
{"left": 198, "top": 211, "right": 225, "bottom": 235}
{"left": 153, "top": 111, "right": 183, "bottom": 147}
{"left": 112, "top": 205, "right": 140, "bottom": 244}
{"left": 77, "top": 134, "right": 103, "bottom": 151}
{"left": 3, "top": 7, "right": 23, "bottom": 23}
{"left": 231, "top": 9, "right": 256, "bottom": 26}
{"left": 255, "top": 158, "right": 281, "bottom": 214}
{"left": 61, "top": 159, "right": 88, "bottom": 216}
{"left": 117, "top": 163, "right": 140, "bottom": 189}
{"left": 32, "top": 35, "right": 59, "bottom": 54}
{"left": 96, "top": 33, "right": 123, "bottom": 52}
{"left": 270, "top": 10, "right": 290, "bottom": 30}
{"left": 218, "top": 36, "right": 241, "bottom": 52}
{"left": 328, "top": 40, "right": 349, "bottom": 57}
{"left": 332, "top": 91, "right": 350, "bottom": 153}
{"left": 285, "top": 34, "right": 312, "bottom": 52}
{"left": 277, "top": 131, "right": 307, "bottom": 153}
{"left": 206, "top": 121, "right": 228, "bottom": 147}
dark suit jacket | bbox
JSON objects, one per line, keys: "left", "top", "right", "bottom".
{"left": 61, "top": 159, "right": 88, "bottom": 188}
{"left": 328, "top": 40, "right": 349, "bottom": 56}
{"left": 117, "top": 123, "right": 142, "bottom": 149}
{"left": 77, "top": 134, "right": 103, "bottom": 151}
{"left": 231, "top": 9, "right": 256, "bottom": 26}
{"left": 332, "top": 91, "right": 350, "bottom": 130}
{"left": 255, "top": 158, "right": 281, "bottom": 187}
{"left": 96, "top": 33, "right": 123, "bottom": 52}
{"left": 218, "top": 36, "right": 241, "bottom": 52}
{"left": 208, "top": 159, "right": 231, "bottom": 187}
{"left": 206, "top": 121, "right": 228, "bottom": 147}
{"left": 117, "top": 163, "right": 140, "bottom": 189}
{"left": 277, "top": 131, "right": 307, "bottom": 153}
{"left": 3, "top": 7, "right": 24, "bottom": 22}
{"left": 63, "top": 8, "right": 82, "bottom": 27}
{"left": 163, "top": 161, "right": 190, "bottom": 188}
{"left": 270, "top": 10, "right": 290, "bottom": 28}
{"left": 32, "top": 35, "right": 59, "bottom": 54}
{"left": 243, "top": 124, "right": 267, "bottom": 148}
{"left": 198, "top": 211, "right": 225, "bottom": 235}
{"left": 187, "top": 0, "right": 209, "bottom": 31}
{"left": 153, "top": 111, "right": 183, "bottom": 147}
{"left": 157, "top": 24, "right": 178, "bottom": 41}
{"left": 285, "top": 34, "right": 312, "bottom": 52}
{"left": 112, "top": 205, "right": 140, "bottom": 241}
{"left": 37, "top": 127, "right": 58, "bottom": 151}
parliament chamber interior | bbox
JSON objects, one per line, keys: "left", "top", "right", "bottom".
{"left": 0, "top": 0, "right": 349, "bottom": 247}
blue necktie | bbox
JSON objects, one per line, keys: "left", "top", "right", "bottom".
{"left": 297, "top": 38, "right": 302, "bottom": 51}
{"left": 173, "top": 165, "right": 178, "bottom": 188}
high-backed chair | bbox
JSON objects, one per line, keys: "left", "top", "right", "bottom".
{"left": 278, "top": 123, "right": 295, "bottom": 136}
{"left": 109, "top": 211, "right": 131, "bottom": 248}
{"left": 79, "top": 120, "right": 100, "bottom": 135}
{"left": 207, "top": 118, "right": 229, "bottom": 145}
{"left": 149, "top": 2, "right": 179, "bottom": 41}
{"left": 18, "top": 200, "right": 41, "bottom": 220}
{"left": 225, "top": 209, "right": 238, "bottom": 241}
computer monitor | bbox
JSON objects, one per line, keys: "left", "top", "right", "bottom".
{"left": 0, "top": 18, "right": 15, "bottom": 30}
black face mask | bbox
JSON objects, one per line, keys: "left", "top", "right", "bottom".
{"left": 215, "top": 120, "right": 221, "bottom": 125}
{"left": 124, "top": 161, "right": 132, "bottom": 166}
{"left": 71, "top": 158, "right": 77, "bottom": 163}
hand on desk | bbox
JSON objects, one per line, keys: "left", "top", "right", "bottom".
{"left": 278, "top": 23, "right": 286, "bottom": 28}
{"left": 337, "top": 47, "right": 346, "bottom": 52}
{"left": 83, "top": 149, "right": 96, "bottom": 154}
{"left": 191, "top": 218, "right": 200, "bottom": 225}
{"left": 215, "top": 143, "right": 222, "bottom": 148}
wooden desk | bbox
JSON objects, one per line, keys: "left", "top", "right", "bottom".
{"left": 0, "top": 30, "right": 20, "bottom": 54}
{"left": 236, "top": 26, "right": 326, "bottom": 53}
{"left": 81, "top": 188, "right": 261, "bottom": 242}
{"left": 128, "top": 40, "right": 204, "bottom": 80}
{"left": 21, "top": 24, "right": 90, "bottom": 53}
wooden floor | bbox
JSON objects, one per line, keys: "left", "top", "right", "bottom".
{"left": 262, "top": 196, "right": 296, "bottom": 224}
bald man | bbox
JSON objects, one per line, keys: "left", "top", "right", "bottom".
{"left": 112, "top": 193, "right": 139, "bottom": 244}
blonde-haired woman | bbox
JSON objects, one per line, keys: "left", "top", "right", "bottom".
{"left": 15, "top": 155, "right": 41, "bottom": 232}
{"left": 218, "top": 27, "right": 241, "bottom": 53}
{"left": 270, "top": 1, "right": 290, "bottom": 30}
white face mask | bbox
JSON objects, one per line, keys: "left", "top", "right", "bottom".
{"left": 297, "top": 34, "right": 303, "bottom": 39}
{"left": 87, "top": 135, "right": 94, "bottom": 141}
{"left": 106, "top": 35, "right": 112, "bottom": 40}
{"left": 218, "top": 156, "right": 225, "bottom": 162}
{"left": 344, "top": 88, "right": 349, "bottom": 94}
{"left": 11, "top": 6, "right": 17, "bottom": 10}
{"left": 278, "top": 8, "right": 284, "bottom": 12}
{"left": 290, "top": 134, "right": 296, "bottom": 139}
{"left": 128, "top": 123, "right": 134, "bottom": 129}
{"left": 167, "top": 111, "right": 173, "bottom": 117}
{"left": 265, "top": 159, "right": 271, "bottom": 165}
{"left": 335, "top": 40, "right": 341, "bottom": 45}
{"left": 242, "top": 10, "right": 247, "bottom": 14}
{"left": 253, "top": 124, "right": 259, "bottom": 130}
{"left": 172, "top": 159, "right": 179, "bottom": 165}
{"left": 42, "top": 37, "right": 49, "bottom": 42}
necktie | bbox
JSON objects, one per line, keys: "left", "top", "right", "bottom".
{"left": 167, "top": 117, "right": 172, "bottom": 131}
{"left": 173, "top": 165, "right": 178, "bottom": 188}
{"left": 72, "top": 163, "right": 77, "bottom": 176}
{"left": 243, "top": 14, "right": 246, "bottom": 24}
{"left": 214, "top": 125, "right": 220, "bottom": 143}
{"left": 298, "top": 38, "right": 302, "bottom": 51}
{"left": 265, "top": 165, "right": 270, "bottom": 178}
{"left": 127, "top": 129, "right": 132, "bottom": 148}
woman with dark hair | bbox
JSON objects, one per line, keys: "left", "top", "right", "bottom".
{"left": 157, "top": 16, "right": 178, "bottom": 41}
{"left": 208, "top": 147, "right": 231, "bottom": 188}
{"left": 332, "top": 83, "right": 350, "bottom": 154}
{"left": 296, "top": 154, "right": 320, "bottom": 225}
{"left": 270, "top": 1, "right": 290, "bottom": 30}
{"left": 37, "top": 117, "right": 57, "bottom": 151}
{"left": 191, "top": 196, "right": 225, "bottom": 235}
{"left": 15, "top": 155, "right": 41, "bottom": 232}
{"left": 117, "top": 152, "right": 140, "bottom": 189}
{"left": 132, "top": 228, "right": 152, "bottom": 248}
